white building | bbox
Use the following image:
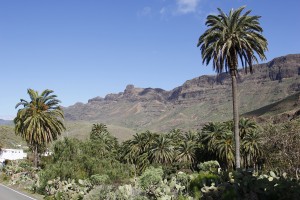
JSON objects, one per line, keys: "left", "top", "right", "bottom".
{"left": 0, "top": 148, "right": 27, "bottom": 162}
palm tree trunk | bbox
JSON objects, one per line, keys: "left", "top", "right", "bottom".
{"left": 231, "top": 73, "right": 241, "bottom": 169}
{"left": 34, "top": 144, "right": 38, "bottom": 168}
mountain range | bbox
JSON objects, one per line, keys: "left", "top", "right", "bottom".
{"left": 63, "top": 54, "right": 300, "bottom": 138}
{"left": 1, "top": 54, "right": 299, "bottom": 146}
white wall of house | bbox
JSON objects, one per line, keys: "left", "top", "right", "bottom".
{"left": 0, "top": 149, "right": 27, "bottom": 162}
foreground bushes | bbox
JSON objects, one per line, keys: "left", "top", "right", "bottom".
{"left": 37, "top": 137, "right": 134, "bottom": 194}
{"left": 262, "top": 120, "right": 300, "bottom": 179}
{"left": 2, "top": 159, "right": 300, "bottom": 199}
{"left": 199, "top": 170, "right": 300, "bottom": 200}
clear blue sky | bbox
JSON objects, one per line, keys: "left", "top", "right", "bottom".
{"left": 0, "top": 0, "right": 299, "bottom": 119}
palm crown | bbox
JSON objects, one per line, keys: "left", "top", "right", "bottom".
{"left": 14, "top": 89, "right": 65, "bottom": 146}
{"left": 197, "top": 6, "right": 268, "bottom": 75}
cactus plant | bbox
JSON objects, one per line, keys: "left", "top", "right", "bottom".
{"left": 44, "top": 177, "right": 92, "bottom": 199}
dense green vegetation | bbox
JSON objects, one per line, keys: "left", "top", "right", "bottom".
{"left": 1, "top": 118, "right": 300, "bottom": 199}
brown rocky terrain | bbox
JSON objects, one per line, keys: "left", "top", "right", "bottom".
{"left": 63, "top": 54, "right": 300, "bottom": 136}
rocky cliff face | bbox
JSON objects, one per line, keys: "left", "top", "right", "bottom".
{"left": 64, "top": 54, "right": 300, "bottom": 131}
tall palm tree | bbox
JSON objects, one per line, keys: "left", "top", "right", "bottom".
{"left": 14, "top": 89, "right": 65, "bottom": 167}
{"left": 197, "top": 6, "right": 268, "bottom": 168}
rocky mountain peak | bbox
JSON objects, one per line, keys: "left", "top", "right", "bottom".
{"left": 124, "top": 84, "right": 135, "bottom": 95}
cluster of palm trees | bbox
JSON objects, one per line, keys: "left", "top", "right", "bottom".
{"left": 119, "top": 130, "right": 200, "bottom": 174}
{"left": 12, "top": 89, "right": 263, "bottom": 175}
{"left": 119, "top": 118, "right": 263, "bottom": 174}
{"left": 201, "top": 118, "right": 263, "bottom": 171}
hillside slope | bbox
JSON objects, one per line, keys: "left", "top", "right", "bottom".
{"left": 243, "top": 92, "right": 300, "bottom": 123}
{"left": 64, "top": 54, "right": 300, "bottom": 135}
{"left": 0, "top": 126, "right": 25, "bottom": 148}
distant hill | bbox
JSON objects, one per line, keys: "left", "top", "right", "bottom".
{"left": 0, "top": 119, "right": 13, "bottom": 125}
{"left": 63, "top": 54, "right": 300, "bottom": 137}
{"left": 62, "top": 121, "right": 136, "bottom": 142}
{"left": 0, "top": 126, "right": 25, "bottom": 148}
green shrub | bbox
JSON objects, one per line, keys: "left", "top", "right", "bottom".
{"left": 90, "top": 174, "right": 109, "bottom": 185}
{"left": 189, "top": 172, "right": 221, "bottom": 198}
{"left": 198, "top": 161, "right": 220, "bottom": 173}
{"left": 83, "top": 185, "right": 114, "bottom": 200}
{"left": 138, "top": 166, "right": 164, "bottom": 191}
{"left": 0, "top": 173, "right": 9, "bottom": 181}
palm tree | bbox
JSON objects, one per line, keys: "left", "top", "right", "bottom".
{"left": 202, "top": 122, "right": 224, "bottom": 152}
{"left": 14, "top": 89, "right": 65, "bottom": 167}
{"left": 202, "top": 122, "right": 224, "bottom": 133}
{"left": 90, "top": 123, "right": 118, "bottom": 155}
{"left": 175, "top": 131, "right": 199, "bottom": 168}
{"left": 197, "top": 6, "right": 268, "bottom": 168}
{"left": 239, "top": 118, "right": 258, "bottom": 139}
{"left": 184, "top": 130, "right": 199, "bottom": 142}
{"left": 214, "top": 131, "right": 235, "bottom": 170}
{"left": 176, "top": 140, "right": 198, "bottom": 168}
{"left": 129, "top": 131, "right": 157, "bottom": 156}
{"left": 241, "top": 130, "right": 263, "bottom": 170}
{"left": 120, "top": 131, "right": 157, "bottom": 174}
{"left": 223, "top": 118, "right": 258, "bottom": 139}
{"left": 150, "top": 134, "right": 174, "bottom": 164}
{"left": 222, "top": 120, "right": 234, "bottom": 132}
{"left": 90, "top": 123, "right": 108, "bottom": 140}
{"left": 202, "top": 122, "right": 234, "bottom": 169}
